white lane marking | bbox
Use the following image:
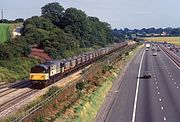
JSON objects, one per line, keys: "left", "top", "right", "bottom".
{"left": 172, "top": 78, "right": 174, "bottom": 81}
{"left": 170, "top": 75, "right": 172, "bottom": 77}
{"left": 161, "top": 47, "right": 180, "bottom": 69}
{"left": 164, "top": 117, "right": 167, "bottom": 121}
{"left": 161, "top": 106, "right": 164, "bottom": 110}
{"left": 132, "top": 51, "right": 145, "bottom": 122}
{"left": 155, "top": 82, "right": 158, "bottom": 84}
{"left": 174, "top": 82, "right": 176, "bottom": 84}
{"left": 155, "top": 78, "right": 157, "bottom": 81}
{"left": 157, "top": 86, "right": 159, "bottom": 89}
{"left": 177, "top": 86, "right": 179, "bottom": 89}
{"left": 158, "top": 92, "right": 160, "bottom": 95}
{"left": 159, "top": 98, "right": 162, "bottom": 102}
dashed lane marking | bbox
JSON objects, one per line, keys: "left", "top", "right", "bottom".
{"left": 161, "top": 106, "right": 164, "bottom": 110}
{"left": 163, "top": 117, "right": 167, "bottom": 121}
{"left": 159, "top": 98, "right": 162, "bottom": 102}
{"left": 158, "top": 92, "right": 160, "bottom": 95}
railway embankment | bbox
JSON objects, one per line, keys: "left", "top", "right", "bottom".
{"left": 4, "top": 44, "right": 141, "bottom": 122}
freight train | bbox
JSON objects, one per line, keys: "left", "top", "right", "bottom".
{"left": 30, "top": 42, "right": 128, "bottom": 88}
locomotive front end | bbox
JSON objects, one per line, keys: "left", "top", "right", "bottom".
{"left": 30, "top": 65, "right": 49, "bottom": 88}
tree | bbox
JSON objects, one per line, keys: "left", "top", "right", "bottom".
{"left": 14, "top": 18, "right": 24, "bottom": 23}
{"left": 41, "top": 2, "right": 64, "bottom": 25}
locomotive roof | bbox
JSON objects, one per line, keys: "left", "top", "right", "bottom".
{"left": 36, "top": 60, "right": 62, "bottom": 69}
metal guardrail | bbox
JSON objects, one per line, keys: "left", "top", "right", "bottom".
{"left": 160, "top": 45, "right": 180, "bottom": 67}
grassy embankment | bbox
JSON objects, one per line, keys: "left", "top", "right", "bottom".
{"left": 0, "top": 23, "right": 11, "bottom": 43}
{"left": 0, "top": 58, "right": 39, "bottom": 84}
{"left": 143, "top": 37, "right": 180, "bottom": 46}
{"left": 56, "top": 44, "right": 142, "bottom": 122}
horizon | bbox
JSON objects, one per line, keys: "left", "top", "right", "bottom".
{"left": 1, "top": 0, "right": 180, "bottom": 29}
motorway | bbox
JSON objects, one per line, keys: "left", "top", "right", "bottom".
{"left": 105, "top": 46, "right": 180, "bottom": 122}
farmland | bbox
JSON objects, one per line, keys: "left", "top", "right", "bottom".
{"left": 0, "top": 23, "right": 11, "bottom": 43}
{"left": 143, "top": 37, "right": 180, "bottom": 46}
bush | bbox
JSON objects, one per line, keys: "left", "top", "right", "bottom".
{"left": 43, "top": 86, "right": 60, "bottom": 98}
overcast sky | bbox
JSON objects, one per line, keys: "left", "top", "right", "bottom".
{"left": 0, "top": 0, "right": 180, "bottom": 29}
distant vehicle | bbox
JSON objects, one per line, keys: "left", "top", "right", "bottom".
{"left": 145, "top": 48, "right": 149, "bottom": 51}
{"left": 157, "top": 48, "right": 160, "bottom": 52}
{"left": 153, "top": 52, "right": 158, "bottom": 56}
{"left": 143, "top": 71, "right": 151, "bottom": 79}
{"left": 145, "top": 44, "right": 150, "bottom": 48}
{"left": 152, "top": 47, "right": 155, "bottom": 51}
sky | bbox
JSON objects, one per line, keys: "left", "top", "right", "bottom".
{"left": 0, "top": 0, "right": 180, "bottom": 29}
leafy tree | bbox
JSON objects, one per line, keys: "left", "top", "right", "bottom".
{"left": 41, "top": 2, "right": 64, "bottom": 25}
{"left": 14, "top": 18, "right": 24, "bottom": 23}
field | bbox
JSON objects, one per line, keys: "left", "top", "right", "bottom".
{"left": 143, "top": 37, "right": 180, "bottom": 46}
{"left": 0, "top": 23, "right": 11, "bottom": 43}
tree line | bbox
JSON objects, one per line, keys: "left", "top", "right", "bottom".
{"left": 0, "top": 2, "right": 125, "bottom": 60}
{"left": 113, "top": 27, "right": 180, "bottom": 38}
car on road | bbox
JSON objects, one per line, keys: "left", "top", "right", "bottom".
{"left": 145, "top": 48, "right": 149, "bottom": 51}
{"left": 143, "top": 71, "right": 151, "bottom": 79}
{"left": 153, "top": 52, "right": 157, "bottom": 56}
{"left": 152, "top": 47, "right": 155, "bottom": 51}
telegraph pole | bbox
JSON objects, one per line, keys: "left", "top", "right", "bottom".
{"left": 1, "top": 9, "right": 3, "bottom": 22}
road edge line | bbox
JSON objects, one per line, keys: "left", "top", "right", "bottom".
{"left": 131, "top": 50, "right": 145, "bottom": 122}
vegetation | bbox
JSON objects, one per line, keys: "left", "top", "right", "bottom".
{"left": 21, "top": 2, "right": 124, "bottom": 59}
{"left": 112, "top": 27, "right": 180, "bottom": 38}
{"left": 144, "top": 37, "right": 180, "bottom": 46}
{"left": 0, "top": 18, "right": 24, "bottom": 23}
{"left": 0, "top": 57, "right": 39, "bottom": 83}
{"left": 0, "top": 23, "right": 11, "bottom": 43}
{"left": 0, "top": 2, "right": 125, "bottom": 83}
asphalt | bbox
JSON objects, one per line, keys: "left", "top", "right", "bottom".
{"left": 105, "top": 47, "right": 180, "bottom": 122}
{"left": 105, "top": 48, "right": 144, "bottom": 122}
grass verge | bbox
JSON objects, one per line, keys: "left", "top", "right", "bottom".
{"left": 0, "top": 23, "right": 11, "bottom": 43}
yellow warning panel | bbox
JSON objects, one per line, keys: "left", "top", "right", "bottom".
{"left": 30, "top": 73, "right": 49, "bottom": 80}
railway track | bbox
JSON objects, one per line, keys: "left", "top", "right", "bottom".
{"left": 160, "top": 45, "right": 180, "bottom": 67}
{"left": 0, "top": 89, "right": 38, "bottom": 118}
{"left": 0, "top": 81, "right": 32, "bottom": 98}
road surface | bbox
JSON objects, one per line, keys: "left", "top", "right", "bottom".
{"left": 105, "top": 47, "right": 180, "bottom": 122}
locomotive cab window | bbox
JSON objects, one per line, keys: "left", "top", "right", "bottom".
{"left": 31, "top": 66, "right": 48, "bottom": 73}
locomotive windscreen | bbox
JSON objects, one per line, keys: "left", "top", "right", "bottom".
{"left": 31, "top": 66, "right": 48, "bottom": 73}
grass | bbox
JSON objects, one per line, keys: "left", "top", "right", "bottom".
{"left": 143, "top": 37, "right": 180, "bottom": 46}
{"left": 0, "top": 23, "right": 11, "bottom": 43}
{"left": 0, "top": 57, "right": 39, "bottom": 84}
{"left": 69, "top": 76, "right": 114, "bottom": 122}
